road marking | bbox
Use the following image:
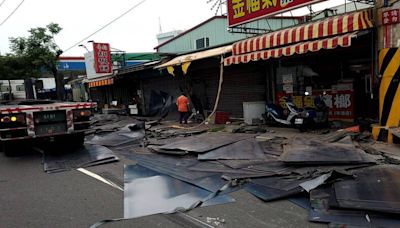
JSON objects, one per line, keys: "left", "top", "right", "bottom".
{"left": 77, "top": 168, "right": 123, "bottom": 191}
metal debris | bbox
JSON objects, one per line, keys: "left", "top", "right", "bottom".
{"left": 43, "top": 144, "right": 119, "bottom": 173}
{"left": 280, "top": 136, "right": 376, "bottom": 165}
{"left": 158, "top": 133, "right": 255, "bottom": 153}
{"left": 333, "top": 165, "right": 400, "bottom": 214}
{"left": 124, "top": 165, "right": 235, "bottom": 219}
{"left": 198, "top": 139, "right": 265, "bottom": 160}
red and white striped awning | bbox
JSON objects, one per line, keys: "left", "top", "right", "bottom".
{"left": 225, "top": 10, "right": 373, "bottom": 66}
{"left": 87, "top": 77, "right": 114, "bottom": 88}
{"left": 225, "top": 32, "right": 357, "bottom": 66}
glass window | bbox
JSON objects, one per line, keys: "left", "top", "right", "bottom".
{"left": 0, "top": 86, "right": 10, "bottom": 92}
{"left": 16, "top": 85, "right": 25, "bottom": 91}
{"left": 195, "top": 37, "right": 210, "bottom": 50}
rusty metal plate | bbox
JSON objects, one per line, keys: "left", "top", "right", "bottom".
{"left": 333, "top": 166, "right": 400, "bottom": 214}
{"left": 280, "top": 136, "right": 375, "bottom": 165}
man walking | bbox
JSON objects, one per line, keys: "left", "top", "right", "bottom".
{"left": 176, "top": 92, "right": 189, "bottom": 124}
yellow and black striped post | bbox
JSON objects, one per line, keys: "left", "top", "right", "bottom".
{"left": 372, "top": 48, "right": 400, "bottom": 143}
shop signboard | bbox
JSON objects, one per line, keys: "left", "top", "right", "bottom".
{"left": 282, "top": 74, "right": 293, "bottom": 84}
{"left": 382, "top": 8, "right": 400, "bottom": 25}
{"left": 227, "top": 0, "right": 327, "bottom": 27}
{"left": 84, "top": 52, "right": 110, "bottom": 79}
{"left": 325, "top": 90, "right": 354, "bottom": 120}
{"left": 276, "top": 90, "right": 354, "bottom": 120}
{"left": 283, "top": 84, "right": 294, "bottom": 93}
{"left": 93, "top": 42, "right": 112, "bottom": 74}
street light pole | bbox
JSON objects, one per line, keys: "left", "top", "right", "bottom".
{"left": 78, "top": 44, "right": 89, "bottom": 52}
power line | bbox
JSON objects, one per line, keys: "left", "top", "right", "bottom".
{"left": 0, "top": 0, "right": 6, "bottom": 9}
{"left": 64, "top": 0, "right": 147, "bottom": 53}
{"left": 0, "top": 0, "right": 25, "bottom": 26}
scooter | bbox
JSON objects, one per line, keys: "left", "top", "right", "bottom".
{"left": 264, "top": 96, "right": 302, "bottom": 127}
{"left": 298, "top": 93, "right": 330, "bottom": 130}
{"left": 264, "top": 94, "right": 329, "bottom": 131}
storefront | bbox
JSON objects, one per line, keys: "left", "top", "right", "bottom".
{"left": 86, "top": 75, "right": 115, "bottom": 108}
{"left": 156, "top": 45, "right": 271, "bottom": 118}
{"left": 224, "top": 9, "right": 377, "bottom": 122}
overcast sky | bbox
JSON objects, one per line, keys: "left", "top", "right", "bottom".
{"left": 0, "top": 0, "right": 354, "bottom": 57}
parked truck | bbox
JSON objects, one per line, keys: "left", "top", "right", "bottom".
{"left": 0, "top": 100, "right": 96, "bottom": 156}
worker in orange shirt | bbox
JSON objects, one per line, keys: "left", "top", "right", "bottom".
{"left": 176, "top": 92, "right": 189, "bottom": 124}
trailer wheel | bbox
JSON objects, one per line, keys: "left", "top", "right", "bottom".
{"left": 68, "top": 133, "right": 85, "bottom": 148}
{"left": 74, "top": 133, "right": 85, "bottom": 146}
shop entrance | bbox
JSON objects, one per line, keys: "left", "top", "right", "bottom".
{"left": 273, "top": 33, "right": 377, "bottom": 122}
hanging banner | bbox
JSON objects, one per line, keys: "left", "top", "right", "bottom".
{"left": 93, "top": 42, "right": 112, "bottom": 73}
{"left": 382, "top": 8, "right": 400, "bottom": 25}
{"left": 227, "top": 0, "right": 326, "bottom": 27}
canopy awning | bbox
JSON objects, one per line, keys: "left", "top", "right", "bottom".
{"left": 225, "top": 32, "right": 358, "bottom": 66}
{"left": 85, "top": 75, "right": 114, "bottom": 88}
{"left": 225, "top": 10, "right": 373, "bottom": 66}
{"left": 155, "top": 45, "right": 232, "bottom": 69}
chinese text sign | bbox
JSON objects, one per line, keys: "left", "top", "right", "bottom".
{"left": 382, "top": 9, "right": 400, "bottom": 25}
{"left": 277, "top": 90, "right": 354, "bottom": 120}
{"left": 93, "top": 42, "right": 112, "bottom": 74}
{"left": 227, "top": 0, "right": 326, "bottom": 27}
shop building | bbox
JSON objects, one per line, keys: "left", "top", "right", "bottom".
{"left": 224, "top": 9, "right": 376, "bottom": 122}
{"left": 152, "top": 16, "right": 300, "bottom": 118}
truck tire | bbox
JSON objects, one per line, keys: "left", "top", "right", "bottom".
{"left": 69, "top": 133, "right": 85, "bottom": 148}
{"left": 3, "top": 141, "right": 18, "bottom": 157}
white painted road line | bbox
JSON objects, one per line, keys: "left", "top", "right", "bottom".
{"left": 77, "top": 168, "right": 123, "bottom": 191}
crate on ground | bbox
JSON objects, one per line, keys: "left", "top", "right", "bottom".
{"left": 215, "top": 111, "right": 230, "bottom": 124}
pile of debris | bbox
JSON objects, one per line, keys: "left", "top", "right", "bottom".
{"left": 41, "top": 114, "right": 138, "bottom": 173}
{"left": 119, "top": 122, "right": 400, "bottom": 227}
{"left": 42, "top": 113, "right": 400, "bottom": 226}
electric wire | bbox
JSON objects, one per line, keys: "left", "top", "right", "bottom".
{"left": 63, "top": 0, "right": 147, "bottom": 53}
{"left": 0, "top": 0, "right": 25, "bottom": 26}
{"left": 0, "top": 0, "right": 6, "bottom": 9}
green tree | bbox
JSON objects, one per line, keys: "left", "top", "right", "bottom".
{"left": 0, "top": 54, "right": 38, "bottom": 100}
{"left": 9, "top": 23, "right": 64, "bottom": 100}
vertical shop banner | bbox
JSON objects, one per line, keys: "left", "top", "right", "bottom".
{"left": 93, "top": 42, "right": 112, "bottom": 74}
{"left": 227, "top": 0, "right": 326, "bottom": 27}
{"left": 382, "top": 8, "right": 400, "bottom": 25}
{"left": 276, "top": 90, "right": 354, "bottom": 120}
{"left": 326, "top": 90, "right": 354, "bottom": 120}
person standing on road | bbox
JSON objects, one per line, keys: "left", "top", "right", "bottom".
{"left": 176, "top": 92, "right": 189, "bottom": 124}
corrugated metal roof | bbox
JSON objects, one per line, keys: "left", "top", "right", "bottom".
{"left": 116, "top": 60, "right": 161, "bottom": 75}
{"left": 120, "top": 53, "right": 162, "bottom": 61}
{"left": 83, "top": 75, "right": 114, "bottom": 83}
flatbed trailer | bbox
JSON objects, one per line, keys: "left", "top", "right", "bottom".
{"left": 0, "top": 100, "right": 96, "bottom": 156}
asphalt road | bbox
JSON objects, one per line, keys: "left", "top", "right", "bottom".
{"left": 0, "top": 143, "right": 326, "bottom": 228}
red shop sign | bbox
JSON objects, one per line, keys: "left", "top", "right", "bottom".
{"left": 93, "top": 42, "right": 112, "bottom": 74}
{"left": 227, "top": 0, "right": 326, "bottom": 27}
{"left": 276, "top": 90, "right": 354, "bottom": 120}
{"left": 382, "top": 8, "right": 400, "bottom": 25}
